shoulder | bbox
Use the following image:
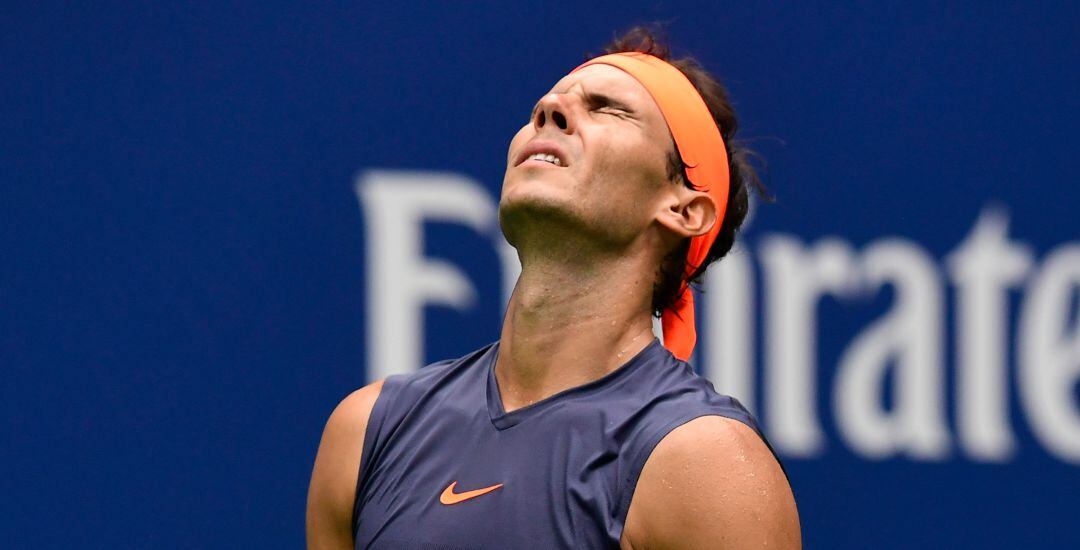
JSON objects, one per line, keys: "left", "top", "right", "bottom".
{"left": 640, "top": 349, "right": 758, "bottom": 427}
{"left": 622, "top": 415, "right": 801, "bottom": 550}
{"left": 306, "top": 381, "right": 385, "bottom": 549}
{"left": 387, "top": 342, "right": 498, "bottom": 397}
{"left": 322, "top": 381, "right": 386, "bottom": 456}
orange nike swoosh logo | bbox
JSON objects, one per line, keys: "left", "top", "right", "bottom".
{"left": 438, "top": 481, "right": 504, "bottom": 505}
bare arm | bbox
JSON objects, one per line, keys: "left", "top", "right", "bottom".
{"left": 306, "top": 381, "right": 384, "bottom": 550}
{"left": 621, "top": 416, "right": 801, "bottom": 550}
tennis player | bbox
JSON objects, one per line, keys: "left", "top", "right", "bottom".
{"left": 308, "top": 28, "right": 801, "bottom": 549}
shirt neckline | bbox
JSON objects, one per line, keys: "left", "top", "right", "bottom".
{"left": 485, "top": 338, "right": 666, "bottom": 430}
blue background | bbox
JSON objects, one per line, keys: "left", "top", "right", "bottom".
{"left": 3, "top": 2, "right": 1078, "bottom": 548}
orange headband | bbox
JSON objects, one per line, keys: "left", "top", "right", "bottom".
{"left": 573, "top": 52, "right": 730, "bottom": 361}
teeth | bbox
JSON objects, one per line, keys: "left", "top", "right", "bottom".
{"left": 528, "top": 153, "right": 562, "bottom": 166}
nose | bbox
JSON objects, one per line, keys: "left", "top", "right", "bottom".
{"left": 533, "top": 93, "right": 575, "bottom": 134}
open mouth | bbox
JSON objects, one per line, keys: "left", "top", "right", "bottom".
{"left": 516, "top": 141, "right": 569, "bottom": 168}
{"left": 524, "top": 153, "right": 563, "bottom": 167}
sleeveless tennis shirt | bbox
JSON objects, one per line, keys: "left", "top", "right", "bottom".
{"left": 352, "top": 338, "right": 779, "bottom": 549}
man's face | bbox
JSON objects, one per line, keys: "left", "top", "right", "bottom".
{"left": 500, "top": 64, "right": 677, "bottom": 251}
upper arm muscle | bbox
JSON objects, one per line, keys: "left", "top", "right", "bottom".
{"left": 306, "top": 380, "right": 384, "bottom": 550}
{"left": 622, "top": 416, "right": 801, "bottom": 550}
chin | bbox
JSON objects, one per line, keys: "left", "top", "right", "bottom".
{"left": 501, "top": 171, "right": 577, "bottom": 214}
{"left": 498, "top": 185, "right": 585, "bottom": 248}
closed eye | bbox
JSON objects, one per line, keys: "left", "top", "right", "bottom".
{"left": 584, "top": 92, "right": 634, "bottom": 116}
{"left": 595, "top": 106, "right": 627, "bottom": 116}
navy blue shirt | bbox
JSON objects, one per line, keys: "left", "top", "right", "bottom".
{"left": 352, "top": 339, "right": 777, "bottom": 549}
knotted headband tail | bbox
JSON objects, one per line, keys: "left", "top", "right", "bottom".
{"left": 573, "top": 53, "right": 730, "bottom": 361}
{"left": 661, "top": 283, "right": 697, "bottom": 361}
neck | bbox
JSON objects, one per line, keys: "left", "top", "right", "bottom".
{"left": 494, "top": 249, "right": 658, "bottom": 412}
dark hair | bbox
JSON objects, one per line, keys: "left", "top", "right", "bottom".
{"left": 600, "top": 27, "right": 770, "bottom": 317}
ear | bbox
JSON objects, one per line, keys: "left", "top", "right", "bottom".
{"left": 656, "top": 188, "right": 718, "bottom": 239}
